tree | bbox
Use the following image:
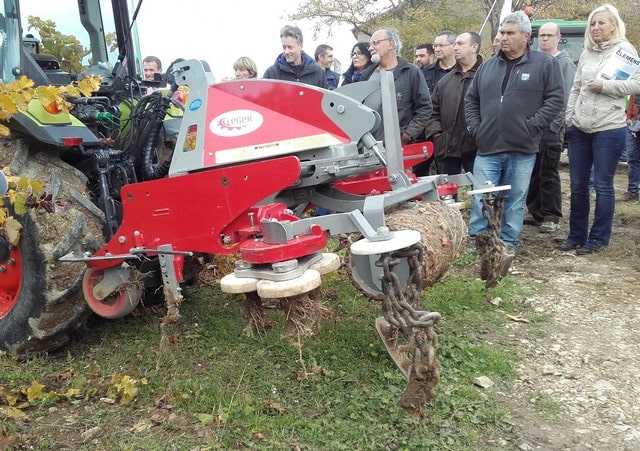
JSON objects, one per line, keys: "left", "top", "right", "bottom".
{"left": 26, "top": 16, "right": 88, "bottom": 73}
{"left": 290, "top": 0, "right": 485, "bottom": 61}
{"left": 291, "top": 0, "right": 640, "bottom": 59}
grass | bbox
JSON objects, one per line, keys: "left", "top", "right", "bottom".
{"left": 0, "top": 254, "right": 547, "bottom": 450}
{"left": 530, "top": 391, "right": 562, "bottom": 420}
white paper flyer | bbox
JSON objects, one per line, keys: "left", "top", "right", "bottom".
{"left": 598, "top": 45, "right": 640, "bottom": 80}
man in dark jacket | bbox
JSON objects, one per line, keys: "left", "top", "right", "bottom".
{"left": 425, "top": 31, "right": 482, "bottom": 175}
{"left": 526, "top": 21, "right": 576, "bottom": 233}
{"left": 465, "top": 11, "right": 564, "bottom": 251}
{"left": 422, "top": 30, "right": 457, "bottom": 94}
{"left": 314, "top": 44, "right": 340, "bottom": 90}
{"left": 360, "top": 28, "right": 432, "bottom": 149}
{"left": 263, "top": 25, "right": 327, "bottom": 89}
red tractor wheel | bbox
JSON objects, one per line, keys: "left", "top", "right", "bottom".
{"left": 0, "top": 237, "right": 22, "bottom": 318}
{"left": 82, "top": 268, "right": 141, "bottom": 319}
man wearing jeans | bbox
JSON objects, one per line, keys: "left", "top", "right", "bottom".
{"left": 526, "top": 22, "right": 576, "bottom": 233}
{"left": 465, "top": 12, "right": 564, "bottom": 251}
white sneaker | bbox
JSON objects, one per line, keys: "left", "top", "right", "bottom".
{"left": 539, "top": 221, "right": 559, "bottom": 233}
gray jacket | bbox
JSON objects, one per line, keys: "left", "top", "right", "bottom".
{"left": 550, "top": 50, "right": 576, "bottom": 135}
{"left": 465, "top": 48, "right": 564, "bottom": 155}
{"left": 361, "top": 57, "right": 432, "bottom": 141}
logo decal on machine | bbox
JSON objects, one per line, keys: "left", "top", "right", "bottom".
{"left": 210, "top": 110, "right": 263, "bottom": 137}
{"left": 189, "top": 99, "right": 202, "bottom": 111}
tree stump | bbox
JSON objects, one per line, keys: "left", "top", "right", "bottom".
{"left": 346, "top": 200, "right": 467, "bottom": 299}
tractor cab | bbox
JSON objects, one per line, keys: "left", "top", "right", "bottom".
{"left": 0, "top": 0, "right": 144, "bottom": 90}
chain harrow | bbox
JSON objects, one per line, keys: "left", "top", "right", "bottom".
{"left": 376, "top": 243, "right": 441, "bottom": 414}
{"left": 475, "top": 192, "right": 514, "bottom": 288}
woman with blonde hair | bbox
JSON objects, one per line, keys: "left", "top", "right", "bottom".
{"left": 233, "top": 57, "right": 258, "bottom": 79}
{"left": 560, "top": 4, "right": 640, "bottom": 254}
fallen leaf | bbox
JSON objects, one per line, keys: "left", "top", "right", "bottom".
{"left": 264, "top": 400, "right": 287, "bottom": 414}
{"left": 1, "top": 407, "right": 26, "bottom": 419}
{"left": 505, "top": 314, "right": 530, "bottom": 323}
{"left": 81, "top": 426, "right": 102, "bottom": 442}
{"left": 130, "top": 420, "right": 152, "bottom": 433}
{"left": 4, "top": 216, "right": 22, "bottom": 247}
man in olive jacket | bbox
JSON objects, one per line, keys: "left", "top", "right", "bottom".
{"left": 465, "top": 12, "right": 564, "bottom": 251}
{"left": 425, "top": 31, "right": 482, "bottom": 175}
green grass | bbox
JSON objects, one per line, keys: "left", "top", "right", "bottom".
{"left": 530, "top": 391, "right": 562, "bottom": 420}
{"left": 1, "top": 260, "right": 547, "bottom": 450}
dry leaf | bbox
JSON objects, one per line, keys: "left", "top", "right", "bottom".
{"left": 4, "top": 216, "right": 22, "bottom": 246}
{"left": 2, "top": 407, "right": 26, "bottom": 418}
{"left": 129, "top": 420, "right": 152, "bottom": 433}
{"left": 505, "top": 314, "right": 530, "bottom": 323}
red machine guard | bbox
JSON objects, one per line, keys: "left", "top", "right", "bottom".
{"left": 88, "top": 156, "right": 302, "bottom": 269}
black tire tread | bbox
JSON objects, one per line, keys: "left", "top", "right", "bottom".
{"left": 0, "top": 137, "right": 106, "bottom": 355}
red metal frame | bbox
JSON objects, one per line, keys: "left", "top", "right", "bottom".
{"left": 88, "top": 156, "right": 310, "bottom": 270}
{"left": 334, "top": 141, "right": 432, "bottom": 195}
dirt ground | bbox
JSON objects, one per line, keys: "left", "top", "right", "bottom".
{"left": 494, "top": 157, "right": 640, "bottom": 450}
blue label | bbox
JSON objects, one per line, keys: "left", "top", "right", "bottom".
{"left": 189, "top": 99, "right": 203, "bottom": 111}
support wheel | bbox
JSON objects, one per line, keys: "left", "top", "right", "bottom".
{"left": 82, "top": 268, "right": 141, "bottom": 319}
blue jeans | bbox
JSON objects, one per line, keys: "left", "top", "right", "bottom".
{"left": 566, "top": 126, "right": 626, "bottom": 246}
{"left": 469, "top": 152, "right": 537, "bottom": 247}
{"left": 625, "top": 127, "right": 640, "bottom": 195}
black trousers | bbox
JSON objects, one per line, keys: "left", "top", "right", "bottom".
{"left": 527, "top": 128, "right": 563, "bottom": 223}
{"left": 436, "top": 154, "right": 475, "bottom": 176}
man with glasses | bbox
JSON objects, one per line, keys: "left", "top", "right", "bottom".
{"left": 465, "top": 12, "right": 564, "bottom": 254}
{"left": 360, "top": 28, "right": 431, "bottom": 150}
{"left": 415, "top": 30, "right": 456, "bottom": 176}
{"left": 526, "top": 22, "right": 576, "bottom": 233}
{"left": 425, "top": 32, "right": 483, "bottom": 176}
{"left": 263, "top": 25, "right": 327, "bottom": 88}
{"left": 422, "top": 30, "right": 457, "bottom": 94}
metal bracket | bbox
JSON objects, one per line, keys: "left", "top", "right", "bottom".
{"left": 90, "top": 264, "right": 132, "bottom": 301}
{"left": 157, "top": 244, "right": 183, "bottom": 302}
{"left": 59, "top": 247, "right": 193, "bottom": 263}
{"left": 234, "top": 252, "right": 323, "bottom": 282}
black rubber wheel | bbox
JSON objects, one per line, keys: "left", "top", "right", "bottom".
{"left": 0, "top": 138, "right": 106, "bottom": 356}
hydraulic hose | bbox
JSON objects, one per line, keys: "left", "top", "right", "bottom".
{"left": 142, "top": 94, "right": 172, "bottom": 180}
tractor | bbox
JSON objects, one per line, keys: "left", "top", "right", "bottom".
{"left": 0, "top": 0, "right": 491, "bottom": 410}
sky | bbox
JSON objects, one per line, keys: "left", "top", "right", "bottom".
{"left": 133, "top": 1, "right": 358, "bottom": 80}
{"left": 20, "top": 0, "right": 360, "bottom": 81}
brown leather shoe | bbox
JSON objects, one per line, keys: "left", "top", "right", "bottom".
{"left": 616, "top": 192, "right": 639, "bottom": 202}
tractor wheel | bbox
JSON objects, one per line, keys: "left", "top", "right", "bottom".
{"left": 0, "top": 138, "right": 106, "bottom": 356}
